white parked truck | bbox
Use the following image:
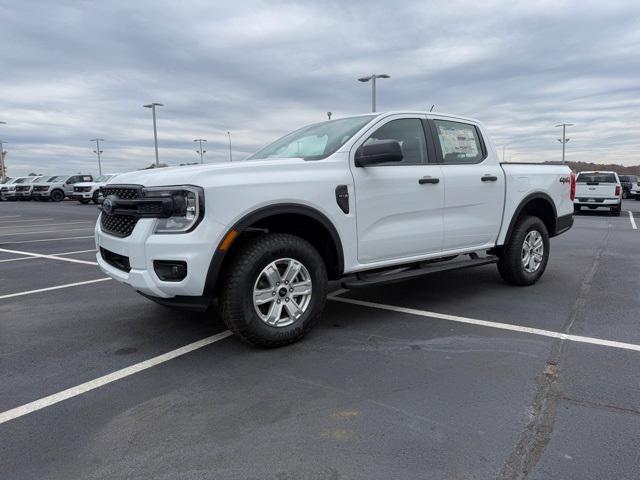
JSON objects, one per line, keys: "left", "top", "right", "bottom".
{"left": 95, "top": 112, "right": 575, "bottom": 347}
{"left": 573, "top": 171, "right": 622, "bottom": 215}
{"left": 70, "top": 173, "right": 120, "bottom": 204}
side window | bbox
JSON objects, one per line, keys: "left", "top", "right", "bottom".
{"left": 66, "top": 176, "right": 78, "bottom": 184}
{"left": 363, "top": 118, "right": 428, "bottom": 165}
{"left": 434, "top": 120, "right": 484, "bottom": 164}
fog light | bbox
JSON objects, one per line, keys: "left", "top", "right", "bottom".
{"left": 154, "top": 260, "right": 187, "bottom": 282}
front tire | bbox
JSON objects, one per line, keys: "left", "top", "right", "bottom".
{"left": 220, "top": 233, "right": 328, "bottom": 348}
{"left": 50, "top": 190, "right": 65, "bottom": 202}
{"left": 497, "top": 216, "right": 550, "bottom": 286}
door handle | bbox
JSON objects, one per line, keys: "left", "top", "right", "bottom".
{"left": 481, "top": 175, "right": 498, "bottom": 182}
{"left": 419, "top": 177, "right": 440, "bottom": 185}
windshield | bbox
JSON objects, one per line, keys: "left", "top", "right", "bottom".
{"left": 15, "top": 177, "right": 32, "bottom": 184}
{"left": 248, "top": 115, "right": 376, "bottom": 161}
{"left": 46, "top": 176, "right": 65, "bottom": 182}
{"left": 95, "top": 174, "right": 113, "bottom": 182}
{"left": 34, "top": 176, "right": 55, "bottom": 183}
{"left": 576, "top": 173, "right": 617, "bottom": 184}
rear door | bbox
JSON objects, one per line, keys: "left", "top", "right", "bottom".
{"left": 351, "top": 115, "right": 444, "bottom": 263}
{"left": 429, "top": 119, "right": 504, "bottom": 250}
{"left": 575, "top": 172, "right": 619, "bottom": 201}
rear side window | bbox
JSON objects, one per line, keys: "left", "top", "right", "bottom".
{"left": 363, "top": 118, "right": 428, "bottom": 165}
{"left": 576, "top": 173, "right": 617, "bottom": 184}
{"left": 434, "top": 120, "right": 484, "bottom": 164}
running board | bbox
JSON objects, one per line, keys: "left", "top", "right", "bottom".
{"left": 341, "top": 255, "right": 499, "bottom": 289}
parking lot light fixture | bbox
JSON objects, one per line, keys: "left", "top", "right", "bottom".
{"left": 555, "top": 123, "right": 574, "bottom": 164}
{"left": 143, "top": 103, "right": 164, "bottom": 166}
{"left": 358, "top": 74, "right": 390, "bottom": 112}
{"left": 194, "top": 139, "right": 207, "bottom": 164}
{"left": 90, "top": 138, "right": 104, "bottom": 176}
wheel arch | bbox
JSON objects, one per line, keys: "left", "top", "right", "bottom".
{"left": 203, "top": 203, "right": 345, "bottom": 296}
{"left": 503, "top": 192, "right": 558, "bottom": 245}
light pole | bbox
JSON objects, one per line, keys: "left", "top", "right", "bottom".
{"left": 0, "top": 140, "right": 6, "bottom": 183}
{"left": 194, "top": 138, "right": 207, "bottom": 164}
{"left": 226, "top": 131, "right": 233, "bottom": 162}
{"left": 143, "top": 103, "right": 163, "bottom": 166}
{"left": 357, "top": 74, "right": 390, "bottom": 112}
{"left": 556, "top": 123, "right": 574, "bottom": 164}
{"left": 0, "top": 121, "right": 5, "bottom": 182}
{"left": 90, "top": 138, "right": 104, "bottom": 175}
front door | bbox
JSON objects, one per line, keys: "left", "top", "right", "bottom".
{"left": 351, "top": 116, "right": 445, "bottom": 264}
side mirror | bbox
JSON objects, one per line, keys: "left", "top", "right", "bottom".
{"left": 355, "top": 139, "right": 403, "bottom": 167}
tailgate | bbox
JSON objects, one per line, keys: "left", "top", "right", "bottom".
{"left": 575, "top": 183, "right": 616, "bottom": 198}
{"left": 575, "top": 173, "right": 618, "bottom": 198}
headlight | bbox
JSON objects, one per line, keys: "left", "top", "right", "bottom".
{"left": 143, "top": 186, "right": 204, "bottom": 234}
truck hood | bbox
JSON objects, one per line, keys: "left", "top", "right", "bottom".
{"left": 108, "top": 159, "right": 306, "bottom": 187}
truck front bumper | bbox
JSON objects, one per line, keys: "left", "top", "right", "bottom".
{"left": 95, "top": 214, "right": 227, "bottom": 299}
{"left": 70, "top": 193, "right": 92, "bottom": 200}
{"left": 32, "top": 192, "right": 51, "bottom": 199}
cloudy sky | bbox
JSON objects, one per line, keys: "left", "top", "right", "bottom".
{"left": 1, "top": 0, "right": 639, "bottom": 176}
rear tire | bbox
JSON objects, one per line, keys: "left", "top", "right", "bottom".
{"left": 50, "top": 189, "right": 65, "bottom": 202}
{"left": 220, "top": 233, "right": 328, "bottom": 348}
{"left": 611, "top": 204, "right": 621, "bottom": 216}
{"left": 497, "top": 216, "right": 549, "bottom": 286}
{"left": 92, "top": 191, "right": 101, "bottom": 204}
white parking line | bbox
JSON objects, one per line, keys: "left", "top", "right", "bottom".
{"left": 629, "top": 211, "right": 637, "bottom": 230}
{"left": 0, "top": 278, "right": 111, "bottom": 300}
{"left": 0, "top": 235, "right": 95, "bottom": 245}
{"left": 329, "top": 294, "right": 640, "bottom": 353}
{"left": 0, "top": 247, "right": 98, "bottom": 266}
{"left": 0, "top": 215, "right": 21, "bottom": 219}
{"left": 0, "top": 227, "right": 94, "bottom": 237}
{"left": 0, "top": 330, "right": 233, "bottom": 425}
{"left": 0, "top": 221, "right": 93, "bottom": 230}
{"left": 0, "top": 249, "right": 97, "bottom": 264}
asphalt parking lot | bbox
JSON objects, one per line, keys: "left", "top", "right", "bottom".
{"left": 1, "top": 199, "right": 639, "bottom": 479}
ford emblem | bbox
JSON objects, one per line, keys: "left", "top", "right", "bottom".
{"left": 102, "top": 197, "right": 115, "bottom": 216}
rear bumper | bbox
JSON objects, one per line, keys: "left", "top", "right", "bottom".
{"left": 574, "top": 198, "right": 620, "bottom": 206}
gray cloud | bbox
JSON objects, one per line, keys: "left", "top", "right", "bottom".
{"left": 1, "top": 0, "right": 639, "bottom": 176}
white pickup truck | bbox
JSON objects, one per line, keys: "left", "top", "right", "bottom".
{"left": 95, "top": 111, "right": 574, "bottom": 347}
{"left": 573, "top": 171, "right": 622, "bottom": 215}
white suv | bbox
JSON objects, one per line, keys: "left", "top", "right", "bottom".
{"left": 573, "top": 171, "right": 622, "bottom": 216}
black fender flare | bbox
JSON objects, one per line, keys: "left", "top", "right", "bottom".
{"left": 203, "top": 203, "right": 345, "bottom": 296}
{"left": 503, "top": 192, "right": 558, "bottom": 245}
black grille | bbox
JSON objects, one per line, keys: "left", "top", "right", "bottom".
{"left": 16, "top": 186, "right": 29, "bottom": 192}
{"left": 34, "top": 186, "right": 48, "bottom": 192}
{"left": 100, "top": 247, "right": 131, "bottom": 272}
{"left": 101, "top": 213, "right": 139, "bottom": 237}
{"left": 102, "top": 186, "right": 141, "bottom": 200}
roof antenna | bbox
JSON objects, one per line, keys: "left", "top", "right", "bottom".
{"left": 429, "top": 105, "right": 435, "bottom": 112}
